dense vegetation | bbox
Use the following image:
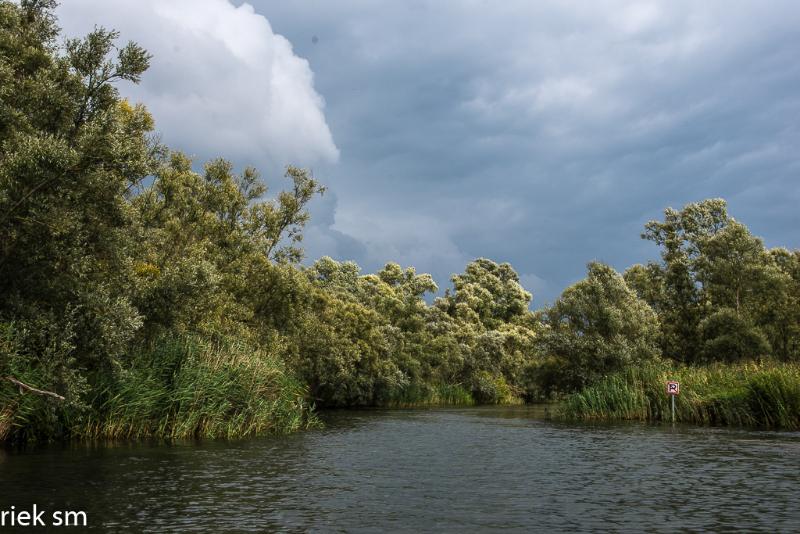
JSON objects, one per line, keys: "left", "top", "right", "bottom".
{"left": 560, "top": 361, "right": 800, "bottom": 429}
{"left": 1, "top": 2, "right": 799, "bottom": 442}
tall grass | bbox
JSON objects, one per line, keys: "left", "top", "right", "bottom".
{"left": 380, "top": 383, "right": 476, "bottom": 407}
{"left": 379, "top": 379, "right": 528, "bottom": 407}
{"left": 77, "top": 335, "right": 318, "bottom": 440}
{"left": 559, "top": 360, "right": 800, "bottom": 429}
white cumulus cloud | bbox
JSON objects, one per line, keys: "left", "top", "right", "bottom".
{"left": 56, "top": 0, "right": 339, "bottom": 170}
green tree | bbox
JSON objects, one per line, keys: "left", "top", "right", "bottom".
{"left": 0, "top": 1, "right": 325, "bottom": 441}
{"left": 441, "top": 258, "right": 532, "bottom": 329}
{"left": 286, "top": 289, "right": 402, "bottom": 407}
{"left": 760, "top": 248, "right": 800, "bottom": 360}
{"left": 623, "top": 262, "right": 665, "bottom": 314}
{"left": 699, "top": 308, "right": 770, "bottom": 363}
{"left": 437, "top": 258, "right": 537, "bottom": 402}
{"left": 0, "top": 0, "right": 154, "bottom": 408}
{"left": 536, "top": 262, "right": 660, "bottom": 394}
{"left": 641, "top": 199, "right": 729, "bottom": 362}
{"left": 640, "top": 199, "right": 793, "bottom": 363}
{"left": 131, "top": 153, "right": 324, "bottom": 334}
{"left": 693, "top": 221, "right": 772, "bottom": 315}
{"left": 297, "top": 257, "right": 443, "bottom": 405}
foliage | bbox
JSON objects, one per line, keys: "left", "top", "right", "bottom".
{"left": 699, "top": 308, "right": 770, "bottom": 363}
{"left": 287, "top": 257, "right": 536, "bottom": 406}
{"left": 0, "top": 1, "right": 322, "bottom": 442}
{"left": 2, "top": 1, "right": 800, "bottom": 442}
{"left": 0, "top": 0, "right": 154, "bottom": 403}
{"left": 559, "top": 360, "right": 800, "bottom": 429}
{"left": 632, "top": 199, "right": 799, "bottom": 364}
{"left": 80, "top": 335, "right": 317, "bottom": 440}
{"left": 533, "top": 262, "right": 661, "bottom": 395}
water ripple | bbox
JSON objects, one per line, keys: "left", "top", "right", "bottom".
{"left": 1, "top": 407, "right": 799, "bottom": 532}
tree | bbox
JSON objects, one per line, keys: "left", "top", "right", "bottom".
{"left": 640, "top": 199, "right": 794, "bottom": 363}
{"left": 623, "top": 263, "right": 666, "bottom": 314}
{"left": 441, "top": 258, "right": 532, "bottom": 329}
{"left": 760, "top": 249, "right": 800, "bottom": 360}
{"left": 641, "top": 199, "right": 729, "bottom": 362}
{"left": 693, "top": 221, "right": 771, "bottom": 315}
{"left": 0, "top": 1, "right": 327, "bottom": 440}
{"left": 436, "top": 258, "right": 537, "bottom": 401}
{"left": 0, "top": 0, "right": 154, "bottom": 407}
{"left": 699, "top": 308, "right": 770, "bottom": 363}
{"left": 131, "top": 153, "right": 324, "bottom": 334}
{"left": 298, "top": 257, "right": 443, "bottom": 404}
{"left": 536, "top": 262, "right": 660, "bottom": 394}
{"left": 286, "top": 289, "right": 402, "bottom": 406}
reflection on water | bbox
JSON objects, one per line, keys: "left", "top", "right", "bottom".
{"left": 1, "top": 407, "right": 799, "bottom": 532}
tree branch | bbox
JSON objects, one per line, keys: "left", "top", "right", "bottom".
{"left": 5, "top": 376, "right": 65, "bottom": 401}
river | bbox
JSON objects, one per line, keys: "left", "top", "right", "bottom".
{"left": 1, "top": 406, "right": 799, "bottom": 532}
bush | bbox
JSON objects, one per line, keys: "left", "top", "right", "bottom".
{"left": 700, "top": 308, "right": 771, "bottom": 363}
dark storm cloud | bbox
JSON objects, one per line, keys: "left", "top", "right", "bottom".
{"left": 257, "top": 0, "right": 800, "bottom": 304}
{"left": 59, "top": 1, "right": 800, "bottom": 305}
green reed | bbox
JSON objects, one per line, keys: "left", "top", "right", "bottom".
{"left": 78, "top": 335, "right": 318, "bottom": 440}
{"left": 559, "top": 360, "right": 800, "bottom": 429}
{"left": 381, "top": 383, "right": 477, "bottom": 407}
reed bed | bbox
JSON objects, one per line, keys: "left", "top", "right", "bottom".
{"left": 559, "top": 360, "right": 800, "bottom": 429}
{"left": 381, "top": 383, "right": 477, "bottom": 407}
{"left": 78, "top": 335, "right": 318, "bottom": 440}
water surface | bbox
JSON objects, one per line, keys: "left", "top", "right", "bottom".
{"left": 1, "top": 406, "right": 799, "bottom": 532}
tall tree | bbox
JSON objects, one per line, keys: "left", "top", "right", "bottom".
{"left": 440, "top": 258, "right": 532, "bottom": 329}
{"left": 641, "top": 199, "right": 729, "bottom": 362}
{"left": 0, "top": 0, "right": 154, "bottom": 403}
{"left": 536, "top": 262, "right": 660, "bottom": 394}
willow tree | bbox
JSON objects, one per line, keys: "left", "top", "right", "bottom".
{"left": 536, "top": 262, "right": 660, "bottom": 394}
{"left": 0, "top": 0, "right": 154, "bottom": 415}
{"left": 436, "top": 258, "right": 537, "bottom": 402}
{"left": 637, "top": 199, "right": 795, "bottom": 363}
{"left": 640, "top": 199, "right": 729, "bottom": 362}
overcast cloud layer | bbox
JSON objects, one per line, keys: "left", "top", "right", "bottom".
{"left": 57, "top": 1, "right": 800, "bottom": 305}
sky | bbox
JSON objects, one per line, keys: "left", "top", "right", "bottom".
{"left": 55, "top": 0, "right": 800, "bottom": 306}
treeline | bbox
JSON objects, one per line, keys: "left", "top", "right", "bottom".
{"left": 1, "top": 2, "right": 799, "bottom": 442}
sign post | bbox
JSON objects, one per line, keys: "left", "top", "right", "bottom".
{"left": 666, "top": 381, "right": 680, "bottom": 422}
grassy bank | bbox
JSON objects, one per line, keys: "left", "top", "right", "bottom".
{"left": 559, "top": 360, "right": 800, "bottom": 429}
{"left": 1, "top": 335, "right": 318, "bottom": 443}
{"left": 380, "top": 383, "right": 476, "bottom": 407}
{"left": 378, "top": 372, "right": 529, "bottom": 408}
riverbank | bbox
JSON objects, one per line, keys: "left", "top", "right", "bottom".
{"left": 7, "top": 352, "right": 800, "bottom": 444}
{"left": 559, "top": 360, "right": 800, "bottom": 429}
{"left": 1, "top": 333, "right": 499, "bottom": 444}
{"left": 1, "top": 335, "right": 318, "bottom": 443}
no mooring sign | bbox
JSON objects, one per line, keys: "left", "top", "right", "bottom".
{"left": 666, "top": 380, "right": 679, "bottom": 423}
